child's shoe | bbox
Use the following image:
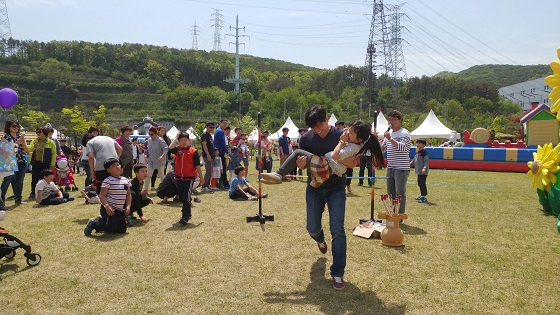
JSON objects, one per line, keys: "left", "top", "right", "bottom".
{"left": 414, "top": 196, "right": 422, "bottom": 200}
{"left": 259, "top": 172, "right": 282, "bottom": 184}
{"left": 84, "top": 217, "right": 97, "bottom": 236}
{"left": 141, "top": 216, "right": 149, "bottom": 223}
{"left": 126, "top": 215, "right": 134, "bottom": 226}
{"left": 418, "top": 196, "right": 427, "bottom": 203}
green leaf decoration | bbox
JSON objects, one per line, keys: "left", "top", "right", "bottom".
{"left": 537, "top": 189, "right": 553, "bottom": 213}
{"left": 548, "top": 185, "right": 560, "bottom": 216}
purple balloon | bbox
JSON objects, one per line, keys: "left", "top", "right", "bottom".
{"left": 0, "top": 88, "right": 18, "bottom": 109}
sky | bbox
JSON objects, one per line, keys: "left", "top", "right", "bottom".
{"left": 6, "top": 0, "right": 560, "bottom": 78}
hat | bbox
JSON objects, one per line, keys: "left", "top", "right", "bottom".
{"left": 206, "top": 122, "right": 215, "bottom": 127}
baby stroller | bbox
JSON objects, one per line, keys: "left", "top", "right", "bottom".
{"left": 54, "top": 154, "right": 79, "bottom": 192}
{"left": 0, "top": 227, "right": 42, "bottom": 266}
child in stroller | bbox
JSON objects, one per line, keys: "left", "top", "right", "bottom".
{"left": 54, "top": 154, "right": 79, "bottom": 191}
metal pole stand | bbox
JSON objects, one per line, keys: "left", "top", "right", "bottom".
{"left": 246, "top": 112, "right": 274, "bottom": 224}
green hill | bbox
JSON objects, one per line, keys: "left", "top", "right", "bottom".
{"left": 434, "top": 64, "right": 552, "bottom": 87}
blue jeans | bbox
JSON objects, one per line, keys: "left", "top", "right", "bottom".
{"left": 306, "top": 183, "right": 346, "bottom": 278}
{"left": 386, "top": 168, "right": 410, "bottom": 213}
{"left": 81, "top": 159, "right": 92, "bottom": 187}
{"left": 1, "top": 162, "right": 26, "bottom": 202}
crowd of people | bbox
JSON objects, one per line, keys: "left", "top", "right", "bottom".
{"left": 0, "top": 105, "right": 432, "bottom": 290}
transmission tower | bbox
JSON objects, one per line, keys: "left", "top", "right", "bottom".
{"left": 0, "top": 0, "right": 12, "bottom": 56}
{"left": 224, "top": 15, "right": 250, "bottom": 113}
{"left": 191, "top": 21, "right": 199, "bottom": 50}
{"left": 364, "top": 0, "right": 390, "bottom": 101}
{"left": 211, "top": 8, "right": 223, "bottom": 51}
{"left": 387, "top": 4, "right": 407, "bottom": 94}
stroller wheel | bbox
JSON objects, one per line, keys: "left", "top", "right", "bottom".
{"left": 26, "top": 252, "right": 41, "bottom": 266}
{"left": 4, "top": 249, "right": 15, "bottom": 259}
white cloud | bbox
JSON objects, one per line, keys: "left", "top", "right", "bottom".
{"left": 11, "top": 0, "right": 80, "bottom": 8}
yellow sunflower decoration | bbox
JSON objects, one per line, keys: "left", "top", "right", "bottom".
{"left": 546, "top": 48, "right": 560, "bottom": 116}
{"left": 527, "top": 143, "right": 560, "bottom": 191}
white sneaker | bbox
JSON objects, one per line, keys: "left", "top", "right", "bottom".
{"left": 209, "top": 187, "right": 219, "bottom": 191}
{"left": 202, "top": 187, "right": 211, "bottom": 192}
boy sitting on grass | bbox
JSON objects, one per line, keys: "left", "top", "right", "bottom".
{"left": 33, "top": 169, "right": 75, "bottom": 208}
{"left": 229, "top": 166, "right": 268, "bottom": 201}
{"left": 84, "top": 158, "right": 131, "bottom": 236}
{"left": 81, "top": 183, "right": 100, "bottom": 204}
{"left": 128, "top": 164, "right": 153, "bottom": 225}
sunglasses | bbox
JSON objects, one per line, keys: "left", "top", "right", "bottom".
{"left": 149, "top": 133, "right": 155, "bottom": 136}
{"left": 10, "top": 125, "right": 18, "bottom": 128}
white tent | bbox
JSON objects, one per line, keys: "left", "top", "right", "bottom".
{"left": 248, "top": 128, "right": 259, "bottom": 142}
{"left": 372, "top": 111, "right": 389, "bottom": 135}
{"left": 268, "top": 117, "right": 300, "bottom": 141}
{"left": 167, "top": 126, "right": 180, "bottom": 140}
{"left": 328, "top": 113, "right": 338, "bottom": 126}
{"left": 410, "top": 109, "right": 453, "bottom": 140}
{"left": 185, "top": 126, "right": 197, "bottom": 139}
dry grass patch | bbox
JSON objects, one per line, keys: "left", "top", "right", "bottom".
{"left": 0, "top": 169, "right": 558, "bottom": 314}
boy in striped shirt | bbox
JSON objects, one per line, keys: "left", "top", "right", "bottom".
{"left": 381, "top": 110, "right": 411, "bottom": 214}
{"left": 84, "top": 158, "right": 132, "bottom": 236}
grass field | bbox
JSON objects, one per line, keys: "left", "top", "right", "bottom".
{"left": 0, "top": 168, "right": 559, "bottom": 315}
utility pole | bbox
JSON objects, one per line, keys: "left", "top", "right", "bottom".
{"left": 211, "top": 9, "right": 223, "bottom": 51}
{"left": 224, "top": 15, "right": 250, "bottom": 113}
{"left": 0, "top": 0, "right": 12, "bottom": 57}
{"left": 284, "top": 99, "right": 287, "bottom": 120}
{"left": 191, "top": 21, "right": 199, "bottom": 50}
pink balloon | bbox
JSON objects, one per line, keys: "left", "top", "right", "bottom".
{"left": 0, "top": 88, "right": 18, "bottom": 109}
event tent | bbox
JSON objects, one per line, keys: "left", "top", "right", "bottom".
{"left": 373, "top": 111, "right": 389, "bottom": 135}
{"left": 268, "top": 117, "right": 300, "bottom": 141}
{"left": 328, "top": 113, "right": 338, "bottom": 126}
{"left": 410, "top": 109, "right": 453, "bottom": 139}
{"left": 167, "top": 126, "right": 180, "bottom": 140}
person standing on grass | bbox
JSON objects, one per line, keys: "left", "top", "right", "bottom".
{"left": 28, "top": 126, "right": 57, "bottom": 200}
{"left": 144, "top": 127, "right": 168, "bottom": 191}
{"left": 413, "top": 139, "right": 429, "bottom": 203}
{"left": 278, "top": 127, "right": 291, "bottom": 180}
{"left": 84, "top": 158, "right": 131, "bottom": 236}
{"left": 201, "top": 122, "right": 216, "bottom": 192}
{"left": 87, "top": 135, "right": 123, "bottom": 194}
{"left": 1, "top": 120, "right": 28, "bottom": 206}
{"left": 168, "top": 132, "right": 203, "bottom": 225}
{"left": 214, "top": 119, "right": 229, "bottom": 189}
{"left": 381, "top": 110, "right": 411, "bottom": 214}
{"left": 115, "top": 125, "right": 134, "bottom": 179}
{"left": 80, "top": 133, "right": 95, "bottom": 188}
{"left": 295, "top": 105, "right": 352, "bottom": 290}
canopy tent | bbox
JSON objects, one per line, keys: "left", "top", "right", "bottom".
{"left": 166, "top": 126, "right": 180, "bottom": 140}
{"left": 185, "top": 126, "right": 197, "bottom": 139}
{"left": 248, "top": 128, "right": 259, "bottom": 142}
{"left": 328, "top": 113, "right": 338, "bottom": 126}
{"left": 268, "top": 117, "right": 300, "bottom": 141}
{"left": 410, "top": 109, "right": 453, "bottom": 140}
{"left": 372, "top": 111, "right": 389, "bottom": 135}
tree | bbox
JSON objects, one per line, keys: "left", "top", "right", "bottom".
{"left": 92, "top": 105, "right": 109, "bottom": 135}
{"left": 61, "top": 106, "right": 91, "bottom": 141}
{"left": 22, "top": 110, "right": 50, "bottom": 129}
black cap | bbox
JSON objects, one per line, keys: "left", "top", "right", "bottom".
{"left": 206, "top": 122, "right": 215, "bottom": 127}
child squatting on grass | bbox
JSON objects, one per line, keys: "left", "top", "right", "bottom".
{"left": 128, "top": 164, "right": 153, "bottom": 225}
{"left": 33, "top": 168, "right": 75, "bottom": 208}
{"left": 260, "top": 120, "right": 385, "bottom": 187}
{"left": 168, "top": 131, "right": 203, "bottom": 225}
{"left": 228, "top": 166, "right": 268, "bottom": 200}
{"left": 84, "top": 158, "right": 132, "bottom": 236}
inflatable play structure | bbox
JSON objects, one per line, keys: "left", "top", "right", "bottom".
{"left": 527, "top": 48, "right": 560, "bottom": 232}
{"left": 406, "top": 109, "right": 539, "bottom": 173}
